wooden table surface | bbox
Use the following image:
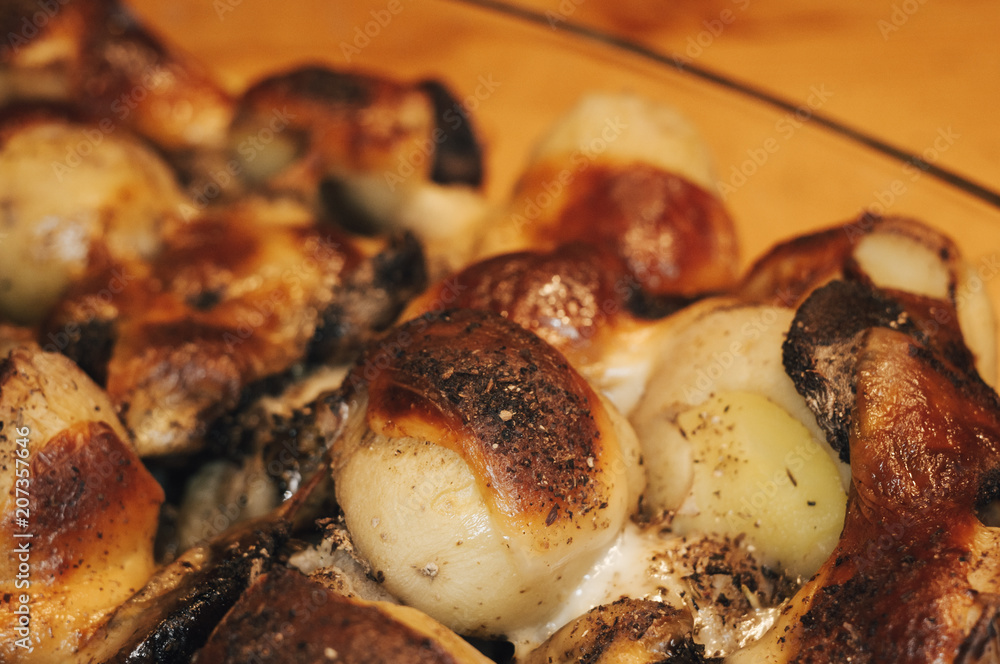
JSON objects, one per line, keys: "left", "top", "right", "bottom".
{"left": 515, "top": 0, "right": 1000, "bottom": 192}
{"left": 128, "top": 0, "right": 999, "bottom": 186}
{"left": 129, "top": 0, "right": 1000, "bottom": 321}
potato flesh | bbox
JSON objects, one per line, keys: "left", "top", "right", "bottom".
{"left": 0, "top": 122, "right": 184, "bottom": 323}
{"left": 670, "top": 391, "right": 847, "bottom": 579}
{"left": 335, "top": 390, "right": 644, "bottom": 638}
{"left": 631, "top": 300, "right": 850, "bottom": 515}
{"left": 527, "top": 93, "right": 718, "bottom": 194}
{"left": 853, "top": 231, "right": 998, "bottom": 385}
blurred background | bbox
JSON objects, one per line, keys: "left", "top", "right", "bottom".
{"left": 131, "top": 0, "right": 999, "bottom": 193}
{"left": 128, "top": 0, "right": 1000, "bottom": 290}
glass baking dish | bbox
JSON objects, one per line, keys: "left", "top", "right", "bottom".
{"left": 128, "top": 0, "right": 1000, "bottom": 325}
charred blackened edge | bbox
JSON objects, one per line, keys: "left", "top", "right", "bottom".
{"left": 82, "top": 520, "right": 289, "bottom": 664}
{"left": 306, "top": 230, "right": 427, "bottom": 363}
{"left": 626, "top": 288, "right": 708, "bottom": 321}
{"left": 418, "top": 79, "right": 484, "bottom": 188}
{"left": 55, "top": 316, "right": 117, "bottom": 387}
{"left": 782, "top": 280, "right": 925, "bottom": 462}
{"left": 194, "top": 565, "right": 477, "bottom": 664}
{"left": 955, "top": 594, "right": 1000, "bottom": 664}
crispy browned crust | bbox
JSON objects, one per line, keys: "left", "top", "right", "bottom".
{"left": 194, "top": 565, "right": 490, "bottom": 664}
{"left": 761, "top": 281, "right": 1000, "bottom": 663}
{"left": 0, "top": 0, "right": 100, "bottom": 68}
{"left": 0, "top": 0, "right": 233, "bottom": 152}
{"left": 233, "top": 66, "right": 440, "bottom": 190}
{"left": 522, "top": 598, "right": 718, "bottom": 664}
{"left": 27, "top": 421, "right": 162, "bottom": 580}
{"left": 344, "top": 308, "right": 619, "bottom": 535}
{"left": 0, "top": 412, "right": 162, "bottom": 589}
{"left": 236, "top": 65, "right": 430, "bottom": 168}
{"left": 515, "top": 163, "right": 738, "bottom": 298}
{"left": 0, "top": 353, "right": 165, "bottom": 545}
{"left": 0, "top": 346, "right": 163, "bottom": 660}
{"left": 45, "top": 204, "right": 425, "bottom": 456}
{"left": 404, "top": 243, "right": 633, "bottom": 366}
{"left": 738, "top": 224, "right": 852, "bottom": 307}
{"left": 739, "top": 214, "right": 963, "bottom": 308}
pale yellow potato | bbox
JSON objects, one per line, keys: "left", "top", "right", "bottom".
{"left": 335, "top": 394, "right": 644, "bottom": 637}
{"left": 0, "top": 120, "right": 185, "bottom": 323}
{"left": 631, "top": 299, "right": 851, "bottom": 516}
{"left": 670, "top": 391, "right": 847, "bottom": 579}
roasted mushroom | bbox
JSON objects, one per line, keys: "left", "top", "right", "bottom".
{"left": 0, "top": 0, "right": 233, "bottom": 153}
{"left": 227, "top": 66, "right": 489, "bottom": 277}
{"left": 739, "top": 214, "right": 997, "bottom": 386}
{"left": 193, "top": 565, "right": 495, "bottom": 664}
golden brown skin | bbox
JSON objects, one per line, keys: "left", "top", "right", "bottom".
{"left": 403, "top": 243, "right": 637, "bottom": 381}
{"left": 732, "top": 281, "right": 1000, "bottom": 663}
{"left": 739, "top": 214, "right": 960, "bottom": 308}
{"left": 230, "top": 66, "right": 482, "bottom": 202}
{"left": 193, "top": 565, "right": 494, "bottom": 664}
{"left": 522, "top": 599, "right": 716, "bottom": 664}
{"left": 44, "top": 199, "right": 425, "bottom": 456}
{"left": 0, "top": 107, "right": 188, "bottom": 324}
{"left": 0, "top": 346, "right": 163, "bottom": 662}
{"left": 507, "top": 162, "right": 739, "bottom": 300}
{"left": 0, "top": 0, "right": 233, "bottom": 152}
{"left": 330, "top": 308, "right": 642, "bottom": 635}
{"left": 347, "top": 307, "right": 621, "bottom": 536}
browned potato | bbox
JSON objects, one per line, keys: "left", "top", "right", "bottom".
{"left": 0, "top": 344, "right": 163, "bottom": 662}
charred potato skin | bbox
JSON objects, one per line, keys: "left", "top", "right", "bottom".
{"left": 230, "top": 66, "right": 483, "bottom": 192}
{"left": 0, "top": 0, "right": 234, "bottom": 153}
{"left": 193, "top": 565, "right": 493, "bottom": 664}
{"left": 0, "top": 347, "right": 163, "bottom": 662}
{"left": 42, "top": 207, "right": 426, "bottom": 457}
{"left": 728, "top": 280, "right": 1000, "bottom": 664}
